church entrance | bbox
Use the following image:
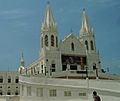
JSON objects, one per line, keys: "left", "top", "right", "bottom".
{"left": 61, "top": 54, "right": 87, "bottom": 71}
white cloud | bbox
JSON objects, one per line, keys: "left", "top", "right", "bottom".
{"left": 0, "top": 9, "right": 33, "bottom": 20}
{"left": 0, "top": 9, "right": 25, "bottom": 16}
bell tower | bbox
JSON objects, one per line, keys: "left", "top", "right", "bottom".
{"left": 80, "top": 8, "right": 96, "bottom": 53}
{"left": 18, "top": 53, "right": 25, "bottom": 74}
{"left": 40, "top": 1, "right": 58, "bottom": 57}
{"left": 39, "top": 1, "right": 60, "bottom": 77}
{"left": 80, "top": 9, "right": 101, "bottom": 73}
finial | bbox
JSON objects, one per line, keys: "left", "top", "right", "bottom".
{"left": 47, "top": 0, "right": 50, "bottom": 5}
{"left": 83, "top": 8, "right": 86, "bottom": 11}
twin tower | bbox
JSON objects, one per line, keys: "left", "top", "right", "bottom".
{"left": 19, "top": 2, "right": 101, "bottom": 78}
{"left": 40, "top": 3, "right": 96, "bottom": 54}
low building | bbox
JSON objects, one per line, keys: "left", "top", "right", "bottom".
{"left": 0, "top": 71, "right": 19, "bottom": 96}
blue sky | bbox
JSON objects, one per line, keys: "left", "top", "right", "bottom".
{"left": 0, "top": 0, "right": 120, "bottom": 75}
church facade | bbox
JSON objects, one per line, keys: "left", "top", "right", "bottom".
{"left": 19, "top": 2, "right": 102, "bottom": 79}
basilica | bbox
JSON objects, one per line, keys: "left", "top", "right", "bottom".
{"left": 0, "top": 1, "right": 120, "bottom": 101}
{"left": 16, "top": 2, "right": 120, "bottom": 101}
{"left": 19, "top": 2, "right": 102, "bottom": 79}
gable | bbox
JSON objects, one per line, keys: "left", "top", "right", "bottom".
{"left": 59, "top": 34, "right": 86, "bottom": 55}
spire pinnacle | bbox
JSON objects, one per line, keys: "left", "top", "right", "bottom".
{"left": 20, "top": 53, "right": 25, "bottom": 67}
{"left": 42, "top": 1, "right": 56, "bottom": 30}
{"left": 80, "top": 8, "right": 92, "bottom": 35}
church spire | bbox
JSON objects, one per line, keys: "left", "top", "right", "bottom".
{"left": 41, "top": 1, "right": 56, "bottom": 30}
{"left": 20, "top": 53, "right": 25, "bottom": 67}
{"left": 40, "top": 1, "right": 58, "bottom": 54}
{"left": 80, "top": 9, "right": 97, "bottom": 53}
{"left": 80, "top": 8, "right": 92, "bottom": 36}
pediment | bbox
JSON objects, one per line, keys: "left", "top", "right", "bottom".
{"left": 60, "top": 34, "right": 86, "bottom": 55}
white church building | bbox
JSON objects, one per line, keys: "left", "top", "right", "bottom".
{"left": 18, "top": 2, "right": 120, "bottom": 101}
{"left": 20, "top": 2, "right": 102, "bottom": 79}
{"left": 0, "top": 1, "right": 120, "bottom": 101}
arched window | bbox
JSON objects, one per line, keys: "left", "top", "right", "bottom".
{"left": 0, "top": 90, "right": 2, "bottom": 95}
{"left": 15, "top": 91, "right": 19, "bottom": 95}
{"left": 8, "top": 76, "right": 11, "bottom": 83}
{"left": 56, "top": 37, "right": 58, "bottom": 47}
{"left": 51, "top": 60, "right": 56, "bottom": 73}
{"left": 45, "top": 35, "right": 48, "bottom": 46}
{"left": 41, "top": 64, "right": 43, "bottom": 74}
{"left": 51, "top": 35, "right": 54, "bottom": 47}
{"left": 15, "top": 76, "right": 19, "bottom": 83}
{"left": 85, "top": 40, "right": 89, "bottom": 50}
{"left": 7, "top": 90, "right": 11, "bottom": 95}
{"left": 93, "top": 63, "right": 96, "bottom": 70}
{"left": 71, "top": 42, "right": 74, "bottom": 51}
{"left": 41, "top": 37, "right": 43, "bottom": 48}
{"left": 0, "top": 76, "right": 3, "bottom": 83}
{"left": 90, "top": 40, "right": 94, "bottom": 50}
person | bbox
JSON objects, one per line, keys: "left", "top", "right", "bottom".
{"left": 93, "top": 91, "right": 101, "bottom": 101}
